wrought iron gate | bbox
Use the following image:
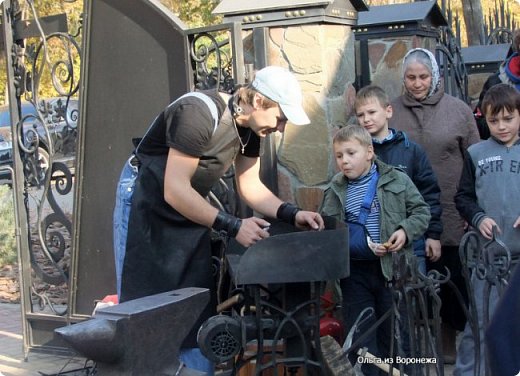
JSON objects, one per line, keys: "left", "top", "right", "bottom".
{"left": 1, "top": 0, "right": 81, "bottom": 355}
{"left": 2, "top": 0, "right": 495, "bottom": 365}
{"left": 1, "top": 0, "right": 247, "bottom": 355}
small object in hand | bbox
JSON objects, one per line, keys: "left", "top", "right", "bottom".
{"left": 382, "top": 242, "right": 391, "bottom": 249}
{"left": 368, "top": 238, "right": 380, "bottom": 254}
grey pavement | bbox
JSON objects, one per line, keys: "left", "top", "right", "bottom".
{"left": 0, "top": 303, "right": 87, "bottom": 376}
{"left": 0, "top": 302, "right": 456, "bottom": 375}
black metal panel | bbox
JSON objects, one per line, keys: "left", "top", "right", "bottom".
{"left": 353, "top": 2, "right": 444, "bottom": 41}
{"left": 461, "top": 43, "right": 510, "bottom": 65}
{"left": 227, "top": 219, "right": 349, "bottom": 284}
{"left": 214, "top": 0, "right": 366, "bottom": 28}
{"left": 462, "top": 43, "right": 510, "bottom": 74}
{"left": 215, "top": 0, "right": 367, "bottom": 17}
{"left": 353, "top": 24, "right": 440, "bottom": 40}
{"left": 72, "top": 0, "right": 190, "bottom": 315}
{"left": 357, "top": 38, "right": 370, "bottom": 88}
{"left": 356, "top": 1, "right": 447, "bottom": 27}
{"left": 13, "top": 13, "right": 68, "bottom": 39}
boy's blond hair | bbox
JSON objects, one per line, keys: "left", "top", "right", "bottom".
{"left": 333, "top": 125, "right": 375, "bottom": 162}
{"left": 354, "top": 85, "right": 390, "bottom": 110}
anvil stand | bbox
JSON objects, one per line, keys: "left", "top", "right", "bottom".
{"left": 237, "top": 281, "right": 326, "bottom": 376}
{"left": 218, "top": 218, "right": 349, "bottom": 376}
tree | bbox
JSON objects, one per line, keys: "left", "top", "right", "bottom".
{"left": 462, "top": 0, "right": 485, "bottom": 45}
{"left": 159, "top": 0, "right": 221, "bottom": 28}
{"left": 0, "top": 0, "right": 83, "bottom": 105}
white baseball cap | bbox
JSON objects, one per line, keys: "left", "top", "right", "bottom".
{"left": 252, "top": 66, "right": 310, "bottom": 125}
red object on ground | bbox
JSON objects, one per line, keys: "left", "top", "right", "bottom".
{"left": 101, "top": 294, "right": 119, "bottom": 304}
{"left": 320, "top": 290, "right": 344, "bottom": 344}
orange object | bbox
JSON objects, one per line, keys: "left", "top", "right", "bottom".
{"left": 101, "top": 294, "right": 119, "bottom": 304}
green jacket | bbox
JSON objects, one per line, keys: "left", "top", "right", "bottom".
{"left": 319, "top": 159, "right": 431, "bottom": 280}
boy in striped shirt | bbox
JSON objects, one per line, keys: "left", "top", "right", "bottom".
{"left": 320, "top": 125, "right": 430, "bottom": 375}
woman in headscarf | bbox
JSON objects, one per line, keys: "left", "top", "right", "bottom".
{"left": 389, "top": 48, "right": 480, "bottom": 363}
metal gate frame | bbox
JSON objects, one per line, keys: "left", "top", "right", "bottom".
{"left": 1, "top": 0, "right": 82, "bottom": 356}
{"left": 1, "top": 0, "right": 251, "bottom": 358}
{"left": 1, "top": 0, "right": 249, "bottom": 356}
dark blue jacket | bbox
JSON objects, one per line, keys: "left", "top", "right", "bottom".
{"left": 486, "top": 264, "right": 520, "bottom": 376}
{"left": 373, "top": 129, "right": 442, "bottom": 240}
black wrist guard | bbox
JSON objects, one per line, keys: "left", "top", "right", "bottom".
{"left": 276, "top": 202, "right": 300, "bottom": 226}
{"left": 212, "top": 211, "right": 242, "bottom": 237}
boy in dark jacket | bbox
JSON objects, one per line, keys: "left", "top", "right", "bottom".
{"left": 454, "top": 84, "right": 520, "bottom": 376}
{"left": 355, "top": 85, "right": 443, "bottom": 273}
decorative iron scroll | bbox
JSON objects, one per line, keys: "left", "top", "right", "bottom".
{"left": 6, "top": 0, "right": 81, "bottom": 316}
{"left": 484, "top": 0, "right": 517, "bottom": 41}
{"left": 340, "top": 254, "right": 447, "bottom": 376}
{"left": 436, "top": 0, "right": 469, "bottom": 103}
{"left": 437, "top": 26, "right": 469, "bottom": 103}
{"left": 486, "top": 27, "right": 513, "bottom": 45}
{"left": 459, "top": 229, "right": 513, "bottom": 376}
{"left": 189, "top": 30, "right": 236, "bottom": 93}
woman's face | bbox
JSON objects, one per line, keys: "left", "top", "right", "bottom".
{"left": 404, "top": 62, "right": 432, "bottom": 101}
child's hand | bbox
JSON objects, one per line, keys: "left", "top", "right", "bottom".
{"left": 384, "top": 229, "right": 406, "bottom": 252}
{"left": 478, "top": 217, "right": 500, "bottom": 240}
{"left": 368, "top": 239, "right": 388, "bottom": 257}
{"left": 514, "top": 216, "right": 520, "bottom": 229}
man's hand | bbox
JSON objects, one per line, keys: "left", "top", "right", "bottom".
{"left": 235, "top": 217, "right": 271, "bottom": 247}
{"left": 294, "top": 211, "right": 325, "bottom": 231}
{"left": 426, "top": 238, "right": 441, "bottom": 262}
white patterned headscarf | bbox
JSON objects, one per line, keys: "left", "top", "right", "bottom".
{"left": 402, "top": 48, "right": 441, "bottom": 100}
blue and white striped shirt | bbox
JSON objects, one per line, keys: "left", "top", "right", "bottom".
{"left": 345, "top": 163, "right": 381, "bottom": 243}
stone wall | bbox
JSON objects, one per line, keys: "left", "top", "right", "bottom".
{"left": 242, "top": 26, "right": 491, "bottom": 212}
{"left": 467, "top": 72, "right": 491, "bottom": 108}
{"left": 243, "top": 24, "right": 357, "bottom": 211}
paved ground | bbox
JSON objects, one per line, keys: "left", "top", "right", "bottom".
{"left": 0, "top": 303, "right": 88, "bottom": 376}
{"left": 0, "top": 302, "right": 457, "bottom": 375}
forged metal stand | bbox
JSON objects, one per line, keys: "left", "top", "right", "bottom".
{"left": 198, "top": 219, "right": 350, "bottom": 376}
{"left": 341, "top": 252, "right": 445, "bottom": 376}
{"left": 459, "top": 229, "right": 513, "bottom": 376}
{"left": 240, "top": 282, "right": 327, "bottom": 375}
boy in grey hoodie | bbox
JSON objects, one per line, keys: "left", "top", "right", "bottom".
{"left": 454, "top": 83, "right": 520, "bottom": 376}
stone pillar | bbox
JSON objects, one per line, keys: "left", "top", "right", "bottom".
{"left": 243, "top": 24, "right": 357, "bottom": 210}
